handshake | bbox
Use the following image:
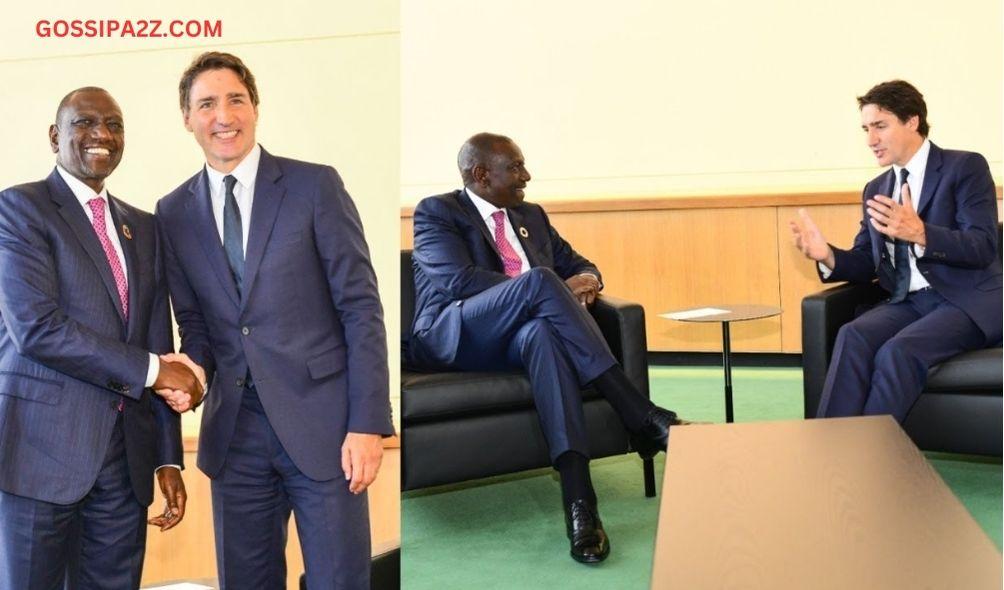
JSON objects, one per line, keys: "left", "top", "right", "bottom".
{"left": 152, "top": 352, "right": 207, "bottom": 413}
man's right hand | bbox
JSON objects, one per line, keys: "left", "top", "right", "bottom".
{"left": 153, "top": 357, "right": 204, "bottom": 412}
{"left": 789, "top": 208, "right": 835, "bottom": 269}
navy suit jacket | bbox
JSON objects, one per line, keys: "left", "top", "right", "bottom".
{"left": 0, "top": 170, "right": 181, "bottom": 506}
{"left": 824, "top": 143, "right": 1002, "bottom": 344}
{"left": 409, "top": 189, "right": 600, "bottom": 366}
{"left": 156, "top": 148, "right": 393, "bottom": 481}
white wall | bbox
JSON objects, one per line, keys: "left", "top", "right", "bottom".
{"left": 401, "top": 0, "right": 1002, "bottom": 203}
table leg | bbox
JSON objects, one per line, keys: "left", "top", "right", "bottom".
{"left": 722, "top": 321, "right": 733, "bottom": 423}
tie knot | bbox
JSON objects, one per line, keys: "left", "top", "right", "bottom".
{"left": 224, "top": 175, "right": 238, "bottom": 194}
{"left": 87, "top": 197, "right": 106, "bottom": 216}
{"left": 899, "top": 168, "right": 909, "bottom": 186}
{"left": 491, "top": 210, "right": 506, "bottom": 227}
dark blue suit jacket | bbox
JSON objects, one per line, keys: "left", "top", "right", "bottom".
{"left": 824, "top": 143, "right": 1002, "bottom": 344}
{"left": 156, "top": 148, "right": 393, "bottom": 481}
{"left": 0, "top": 170, "right": 181, "bottom": 506}
{"left": 409, "top": 189, "right": 600, "bottom": 366}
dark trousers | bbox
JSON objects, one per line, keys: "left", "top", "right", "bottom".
{"left": 817, "top": 289, "right": 985, "bottom": 421}
{"left": 445, "top": 267, "right": 618, "bottom": 461}
{"left": 0, "top": 415, "right": 146, "bottom": 590}
{"left": 212, "top": 386, "right": 370, "bottom": 590}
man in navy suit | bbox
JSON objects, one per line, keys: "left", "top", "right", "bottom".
{"left": 0, "top": 87, "right": 204, "bottom": 589}
{"left": 408, "top": 132, "right": 688, "bottom": 564}
{"left": 791, "top": 80, "right": 1001, "bottom": 419}
{"left": 157, "top": 52, "right": 393, "bottom": 589}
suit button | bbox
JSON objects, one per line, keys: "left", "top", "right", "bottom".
{"left": 241, "top": 326, "right": 250, "bottom": 335}
{"left": 236, "top": 377, "right": 245, "bottom": 387}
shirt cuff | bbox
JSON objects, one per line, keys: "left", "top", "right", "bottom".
{"left": 155, "top": 464, "right": 181, "bottom": 473}
{"left": 912, "top": 244, "right": 925, "bottom": 258}
{"left": 145, "top": 353, "right": 160, "bottom": 388}
{"left": 817, "top": 261, "right": 834, "bottom": 279}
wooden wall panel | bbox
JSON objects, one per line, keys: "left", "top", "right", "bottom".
{"left": 141, "top": 445, "right": 400, "bottom": 590}
{"left": 401, "top": 193, "right": 1003, "bottom": 354}
{"left": 776, "top": 204, "right": 864, "bottom": 352}
{"left": 547, "top": 208, "right": 782, "bottom": 352}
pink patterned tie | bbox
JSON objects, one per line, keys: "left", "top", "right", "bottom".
{"left": 87, "top": 198, "right": 128, "bottom": 321}
{"left": 491, "top": 210, "right": 522, "bottom": 278}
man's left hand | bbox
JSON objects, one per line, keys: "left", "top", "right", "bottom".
{"left": 341, "top": 432, "right": 383, "bottom": 494}
{"left": 565, "top": 274, "right": 600, "bottom": 306}
{"left": 867, "top": 183, "right": 926, "bottom": 246}
{"left": 148, "top": 467, "right": 186, "bottom": 531}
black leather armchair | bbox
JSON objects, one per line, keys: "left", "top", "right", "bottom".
{"left": 400, "top": 251, "right": 657, "bottom": 496}
{"left": 802, "top": 278, "right": 1003, "bottom": 456}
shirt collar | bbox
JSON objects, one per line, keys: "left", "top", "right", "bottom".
{"left": 893, "top": 138, "right": 931, "bottom": 183}
{"left": 55, "top": 164, "right": 108, "bottom": 208}
{"left": 205, "top": 143, "right": 262, "bottom": 193}
{"left": 465, "top": 187, "right": 506, "bottom": 223}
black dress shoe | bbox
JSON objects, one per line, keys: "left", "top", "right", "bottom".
{"left": 631, "top": 406, "right": 684, "bottom": 456}
{"left": 564, "top": 499, "right": 610, "bottom": 564}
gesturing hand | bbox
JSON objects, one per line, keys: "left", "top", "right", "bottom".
{"left": 341, "top": 432, "right": 383, "bottom": 494}
{"left": 147, "top": 466, "right": 187, "bottom": 531}
{"left": 565, "top": 274, "right": 600, "bottom": 306}
{"left": 866, "top": 183, "right": 926, "bottom": 245}
{"left": 789, "top": 208, "right": 835, "bottom": 269}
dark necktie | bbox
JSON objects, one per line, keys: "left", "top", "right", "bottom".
{"left": 889, "top": 168, "right": 911, "bottom": 303}
{"left": 223, "top": 175, "right": 245, "bottom": 293}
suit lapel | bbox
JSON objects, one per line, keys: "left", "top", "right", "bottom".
{"left": 916, "top": 143, "right": 943, "bottom": 218}
{"left": 506, "top": 207, "right": 542, "bottom": 267}
{"left": 107, "top": 196, "right": 139, "bottom": 340}
{"left": 185, "top": 170, "right": 241, "bottom": 309}
{"left": 241, "top": 149, "right": 286, "bottom": 309}
{"left": 457, "top": 190, "right": 501, "bottom": 258}
{"left": 47, "top": 170, "right": 126, "bottom": 329}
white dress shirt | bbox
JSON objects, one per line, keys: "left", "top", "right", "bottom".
{"left": 890, "top": 139, "right": 932, "bottom": 292}
{"left": 56, "top": 165, "right": 159, "bottom": 388}
{"left": 204, "top": 144, "right": 261, "bottom": 253}
{"left": 466, "top": 188, "right": 532, "bottom": 275}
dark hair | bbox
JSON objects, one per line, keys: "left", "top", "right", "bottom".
{"left": 179, "top": 52, "right": 259, "bottom": 113}
{"left": 857, "top": 80, "right": 929, "bottom": 137}
{"left": 458, "top": 132, "right": 513, "bottom": 185}
{"left": 55, "top": 86, "right": 112, "bottom": 123}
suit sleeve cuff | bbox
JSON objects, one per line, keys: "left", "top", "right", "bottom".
{"left": 145, "top": 353, "right": 160, "bottom": 388}
{"left": 817, "top": 261, "right": 834, "bottom": 279}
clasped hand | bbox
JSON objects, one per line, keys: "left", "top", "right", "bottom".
{"left": 565, "top": 274, "right": 600, "bottom": 306}
{"left": 153, "top": 353, "right": 206, "bottom": 413}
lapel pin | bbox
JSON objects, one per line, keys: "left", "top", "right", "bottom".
{"left": 121, "top": 225, "right": 133, "bottom": 240}
{"left": 519, "top": 226, "right": 529, "bottom": 238}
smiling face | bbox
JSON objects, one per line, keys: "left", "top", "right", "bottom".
{"left": 49, "top": 89, "right": 124, "bottom": 192}
{"left": 474, "top": 139, "right": 532, "bottom": 209}
{"left": 183, "top": 67, "right": 258, "bottom": 173}
{"left": 860, "top": 103, "right": 923, "bottom": 167}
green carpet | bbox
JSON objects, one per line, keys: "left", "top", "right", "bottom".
{"left": 401, "top": 367, "right": 1002, "bottom": 589}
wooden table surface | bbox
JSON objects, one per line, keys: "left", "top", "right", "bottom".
{"left": 651, "top": 416, "right": 1002, "bottom": 589}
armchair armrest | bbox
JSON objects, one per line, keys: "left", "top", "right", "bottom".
{"left": 801, "top": 282, "right": 886, "bottom": 417}
{"left": 591, "top": 294, "right": 649, "bottom": 399}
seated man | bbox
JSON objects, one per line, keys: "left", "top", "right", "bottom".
{"left": 407, "top": 132, "right": 688, "bottom": 564}
{"left": 791, "top": 80, "right": 1001, "bottom": 420}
